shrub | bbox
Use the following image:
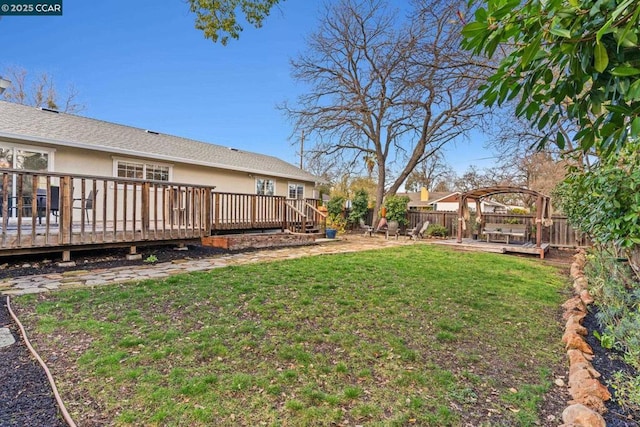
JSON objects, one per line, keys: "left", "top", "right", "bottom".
{"left": 509, "top": 207, "right": 528, "bottom": 215}
{"left": 383, "top": 195, "right": 410, "bottom": 226}
{"left": 326, "top": 195, "right": 347, "bottom": 233}
{"left": 583, "top": 248, "right": 640, "bottom": 410}
{"left": 426, "top": 224, "right": 448, "bottom": 238}
{"left": 348, "top": 189, "right": 369, "bottom": 225}
{"left": 326, "top": 195, "right": 345, "bottom": 218}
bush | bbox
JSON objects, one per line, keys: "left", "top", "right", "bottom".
{"left": 509, "top": 207, "right": 528, "bottom": 215}
{"left": 584, "top": 248, "right": 640, "bottom": 410}
{"left": 383, "top": 195, "right": 410, "bottom": 226}
{"left": 326, "top": 195, "right": 347, "bottom": 233}
{"left": 326, "top": 195, "right": 345, "bottom": 218}
{"left": 426, "top": 224, "right": 448, "bottom": 238}
{"left": 348, "top": 189, "right": 369, "bottom": 225}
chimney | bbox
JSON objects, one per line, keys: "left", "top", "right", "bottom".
{"left": 420, "top": 187, "right": 429, "bottom": 202}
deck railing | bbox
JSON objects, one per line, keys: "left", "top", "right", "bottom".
{"left": 407, "top": 210, "right": 590, "bottom": 248}
{"left": 0, "top": 169, "right": 322, "bottom": 255}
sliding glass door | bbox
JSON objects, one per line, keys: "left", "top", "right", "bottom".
{"left": 0, "top": 145, "right": 51, "bottom": 218}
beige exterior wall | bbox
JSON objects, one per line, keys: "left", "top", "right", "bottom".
{"left": 3, "top": 141, "right": 317, "bottom": 199}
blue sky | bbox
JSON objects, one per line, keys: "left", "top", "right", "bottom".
{"left": 0, "top": 0, "right": 496, "bottom": 175}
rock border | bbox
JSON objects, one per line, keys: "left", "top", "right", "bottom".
{"left": 560, "top": 250, "right": 609, "bottom": 427}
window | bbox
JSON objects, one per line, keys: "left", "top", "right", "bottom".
{"left": 115, "top": 159, "right": 170, "bottom": 181}
{"left": 288, "top": 183, "right": 304, "bottom": 199}
{"left": 256, "top": 178, "right": 275, "bottom": 196}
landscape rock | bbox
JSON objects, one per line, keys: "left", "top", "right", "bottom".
{"left": 564, "top": 333, "right": 594, "bottom": 354}
{"left": 567, "top": 349, "right": 594, "bottom": 364}
{"left": 562, "top": 403, "right": 606, "bottom": 427}
{"left": 573, "top": 277, "right": 588, "bottom": 293}
{"left": 569, "top": 378, "right": 612, "bottom": 402}
{"left": 562, "top": 296, "right": 587, "bottom": 313}
{"left": 579, "top": 289, "right": 594, "bottom": 305}
{"left": 565, "top": 315, "right": 588, "bottom": 336}
{"left": 569, "top": 361, "right": 600, "bottom": 379}
{"left": 570, "top": 264, "right": 585, "bottom": 280}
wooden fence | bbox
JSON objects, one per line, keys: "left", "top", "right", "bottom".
{"left": 0, "top": 169, "right": 323, "bottom": 257}
{"left": 406, "top": 211, "right": 590, "bottom": 248}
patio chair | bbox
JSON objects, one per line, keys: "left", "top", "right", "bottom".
{"left": 417, "top": 220, "right": 430, "bottom": 239}
{"left": 74, "top": 190, "right": 97, "bottom": 222}
{"left": 385, "top": 220, "right": 399, "bottom": 240}
{"left": 359, "top": 218, "right": 374, "bottom": 237}
{"left": 408, "top": 220, "right": 430, "bottom": 240}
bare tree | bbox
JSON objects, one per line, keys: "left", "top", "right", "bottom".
{"left": 1, "top": 66, "right": 84, "bottom": 113}
{"left": 281, "top": 0, "right": 490, "bottom": 222}
{"left": 404, "top": 151, "right": 454, "bottom": 192}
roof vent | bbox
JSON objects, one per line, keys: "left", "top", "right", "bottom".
{"left": 228, "top": 147, "right": 239, "bottom": 152}
{"left": 39, "top": 107, "right": 59, "bottom": 114}
{"left": 145, "top": 130, "right": 159, "bottom": 135}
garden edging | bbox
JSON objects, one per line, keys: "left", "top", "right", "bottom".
{"left": 560, "top": 250, "right": 609, "bottom": 427}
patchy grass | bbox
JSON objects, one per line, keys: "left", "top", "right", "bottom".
{"left": 15, "top": 245, "right": 567, "bottom": 426}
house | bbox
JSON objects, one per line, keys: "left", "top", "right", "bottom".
{"left": 398, "top": 188, "right": 508, "bottom": 213}
{"left": 0, "top": 101, "right": 320, "bottom": 199}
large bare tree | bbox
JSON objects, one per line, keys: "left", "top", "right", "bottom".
{"left": 281, "top": 0, "right": 489, "bottom": 221}
{"left": 403, "top": 151, "right": 454, "bottom": 193}
{"left": 1, "top": 66, "right": 84, "bottom": 113}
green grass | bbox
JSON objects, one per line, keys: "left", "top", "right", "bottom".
{"left": 15, "top": 245, "right": 567, "bottom": 426}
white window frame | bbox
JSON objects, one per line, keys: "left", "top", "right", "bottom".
{"left": 112, "top": 157, "right": 173, "bottom": 182}
{"left": 256, "top": 177, "right": 275, "bottom": 196}
{"left": 0, "top": 142, "right": 55, "bottom": 171}
{"left": 287, "top": 182, "right": 304, "bottom": 200}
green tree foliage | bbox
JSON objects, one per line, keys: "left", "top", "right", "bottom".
{"left": 555, "top": 142, "right": 640, "bottom": 251}
{"left": 347, "top": 189, "right": 369, "bottom": 224}
{"left": 188, "top": 0, "right": 283, "bottom": 45}
{"left": 462, "top": 0, "right": 640, "bottom": 157}
{"left": 383, "top": 195, "right": 410, "bottom": 226}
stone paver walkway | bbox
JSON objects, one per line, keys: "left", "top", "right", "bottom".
{"left": 0, "top": 235, "right": 415, "bottom": 296}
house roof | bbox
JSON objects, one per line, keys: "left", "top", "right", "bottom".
{"left": 0, "top": 101, "right": 320, "bottom": 183}
{"left": 397, "top": 191, "right": 451, "bottom": 207}
{"left": 399, "top": 191, "right": 508, "bottom": 208}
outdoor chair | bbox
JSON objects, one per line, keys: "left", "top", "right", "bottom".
{"left": 73, "top": 190, "right": 97, "bottom": 222}
{"left": 385, "top": 220, "right": 399, "bottom": 240}
{"left": 359, "top": 218, "right": 374, "bottom": 237}
{"left": 408, "top": 220, "right": 430, "bottom": 240}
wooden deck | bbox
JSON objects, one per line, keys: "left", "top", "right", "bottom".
{"left": 427, "top": 238, "right": 550, "bottom": 259}
{"left": 0, "top": 169, "right": 325, "bottom": 259}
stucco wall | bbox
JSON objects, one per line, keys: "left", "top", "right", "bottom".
{"left": 4, "top": 142, "right": 316, "bottom": 198}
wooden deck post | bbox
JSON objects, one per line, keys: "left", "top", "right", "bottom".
{"left": 535, "top": 195, "right": 543, "bottom": 249}
{"left": 60, "top": 176, "right": 72, "bottom": 245}
{"left": 456, "top": 194, "right": 464, "bottom": 243}
{"left": 141, "top": 182, "right": 150, "bottom": 239}
{"left": 204, "top": 188, "right": 212, "bottom": 235}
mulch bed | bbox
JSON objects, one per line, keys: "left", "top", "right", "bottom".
{"left": 582, "top": 307, "right": 640, "bottom": 427}
{"left": 0, "top": 295, "right": 66, "bottom": 427}
{"left": 0, "top": 243, "right": 229, "bottom": 280}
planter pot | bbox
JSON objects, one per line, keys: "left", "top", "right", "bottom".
{"left": 325, "top": 228, "right": 337, "bottom": 239}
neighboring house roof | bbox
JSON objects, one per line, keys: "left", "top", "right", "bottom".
{"left": 397, "top": 191, "right": 450, "bottom": 208}
{"left": 399, "top": 191, "right": 508, "bottom": 210}
{"left": 0, "top": 101, "right": 320, "bottom": 183}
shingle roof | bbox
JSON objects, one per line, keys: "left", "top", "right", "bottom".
{"left": 0, "top": 101, "right": 320, "bottom": 183}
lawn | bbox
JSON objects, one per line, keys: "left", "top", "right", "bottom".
{"left": 14, "top": 245, "right": 568, "bottom": 426}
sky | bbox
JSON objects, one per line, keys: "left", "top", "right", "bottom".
{"left": 0, "top": 0, "right": 497, "bottom": 176}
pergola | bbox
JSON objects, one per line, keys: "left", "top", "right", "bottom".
{"left": 456, "top": 186, "right": 551, "bottom": 249}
